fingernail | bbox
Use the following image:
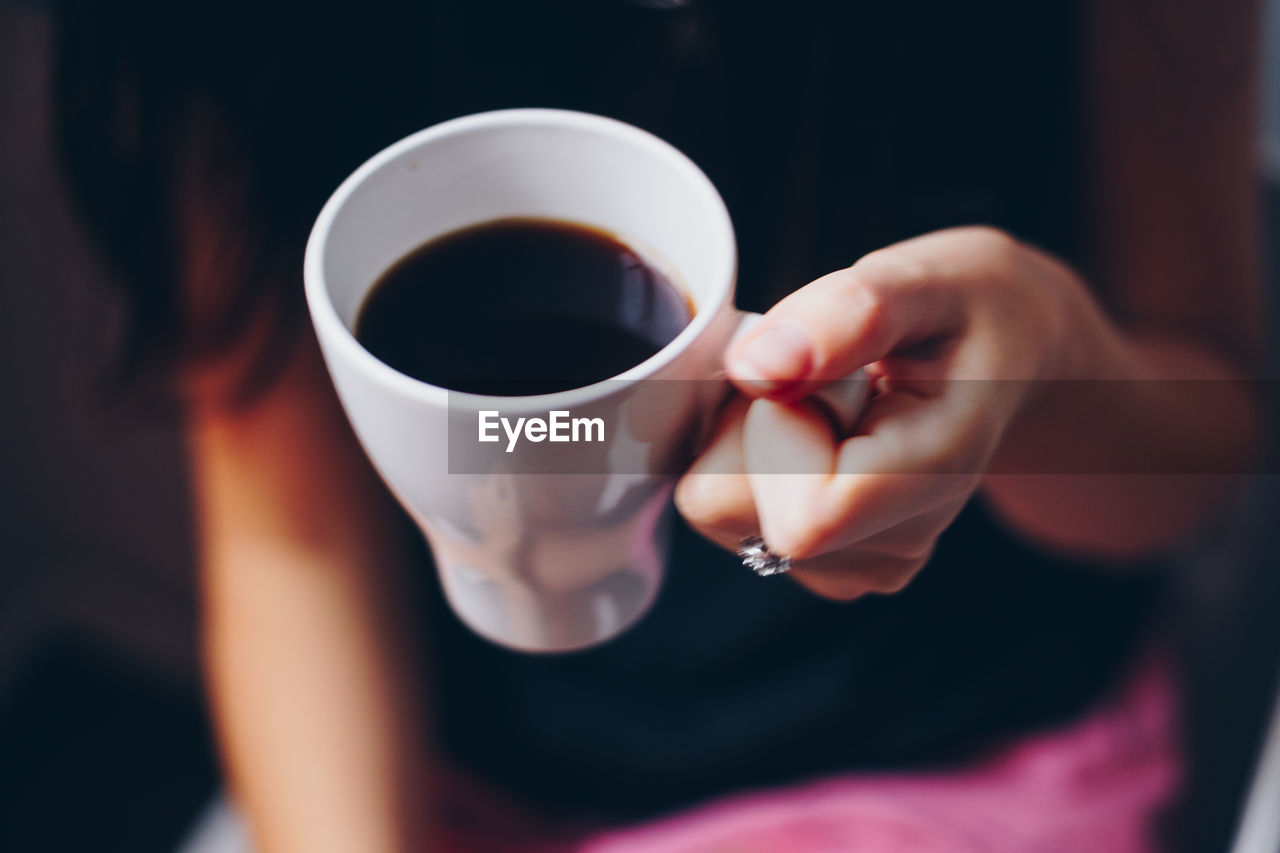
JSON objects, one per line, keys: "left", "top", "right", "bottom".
{"left": 728, "top": 322, "right": 813, "bottom": 391}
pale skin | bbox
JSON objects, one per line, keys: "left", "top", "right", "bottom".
{"left": 187, "top": 2, "right": 1261, "bottom": 850}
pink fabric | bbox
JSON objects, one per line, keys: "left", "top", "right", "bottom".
{"left": 438, "top": 658, "right": 1180, "bottom": 853}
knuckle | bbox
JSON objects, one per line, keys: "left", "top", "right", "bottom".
{"left": 852, "top": 248, "right": 930, "bottom": 290}
{"left": 839, "top": 264, "right": 896, "bottom": 347}
{"left": 674, "top": 475, "right": 752, "bottom": 533}
{"left": 868, "top": 567, "right": 918, "bottom": 595}
{"left": 963, "top": 224, "right": 1018, "bottom": 254}
{"left": 877, "top": 538, "right": 937, "bottom": 564}
{"left": 961, "top": 225, "right": 1022, "bottom": 277}
{"left": 907, "top": 442, "right": 949, "bottom": 477}
{"left": 855, "top": 288, "right": 890, "bottom": 351}
{"left": 790, "top": 550, "right": 927, "bottom": 602}
{"left": 797, "top": 573, "right": 870, "bottom": 603}
{"left": 860, "top": 554, "right": 929, "bottom": 595}
{"left": 825, "top": 584, "right": 871, "bottom": 603}
{"left": 879, "top": 438, "right": 914, "bottom": 476}
{"left": 835, "top": 485, "right": 880, "bottom": 528}
{"left": 765, "top": 504, "right": 841, "bottom": 560}
{"left": 830, "top": 472, "right": 893, "bottom": 520}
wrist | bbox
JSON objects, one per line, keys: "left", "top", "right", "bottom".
{"left": 1024, "top": 247, "right": 1124, "bottom": 386}
{"left": 992, "top": 248, "right": 1124, "bottom": 463}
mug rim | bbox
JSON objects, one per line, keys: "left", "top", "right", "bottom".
{"left": 303, "top": 108, "right": 739, "bottom": 411}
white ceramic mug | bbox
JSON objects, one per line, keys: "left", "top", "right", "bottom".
{"left": 304, "top": 109, "right": 865, "bottom": 652}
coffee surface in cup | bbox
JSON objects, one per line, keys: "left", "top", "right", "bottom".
{"left": 355, "top": 218, "right": 692, "bottom": 396}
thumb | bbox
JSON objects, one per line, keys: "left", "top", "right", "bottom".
{"left": 726, "top": 245, "right": 964, "bottom": 399}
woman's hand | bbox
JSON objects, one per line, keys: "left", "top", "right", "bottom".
{"left": 675, "top": 226, "right": 1096, "bottom": 600}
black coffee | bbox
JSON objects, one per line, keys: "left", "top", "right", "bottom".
{"left": 355, "top": 218, "right": 692, "bottom": 396}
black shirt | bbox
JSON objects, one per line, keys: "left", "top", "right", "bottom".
{"left": 416, "top": 0, "right": 1157, "bottom": 820}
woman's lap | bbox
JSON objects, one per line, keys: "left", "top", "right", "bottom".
{"left": 183, "top": 656, "right": 1178, "bottom": 853}
{"left": 437, "top": 654, "right": 1180, "bottom": 853}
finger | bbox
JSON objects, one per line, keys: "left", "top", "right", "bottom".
{"left": 726, "top": 230, "right": 1017, "bottom": 397}
{"left": 743, "top": 391, "right": 984, "bottom": 559}
{"left": 784, "top": 504, "right": 962, "bottom": 600}
{"left": 837, "top": 501, "right": 964, "bottom": 561}
{"left": 783, "top": 493, "right": 968, "bottom": 599}
{"left": 674, "top": 396, "right": 759, "bottom": 550}
{"left": 741, "top": 397, "right": 857, "bottom": 558}
{"left": 788, "top": 549, "right": 932, "bottom": 601}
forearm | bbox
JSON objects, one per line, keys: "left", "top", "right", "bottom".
{"left": 189, "top": 340, "right": 433, "bottom": 853}
{"left": 203, "top": 544, "right": 431, "bottom": 853}
{"left": 986, "top": 0, "right": 1269, "bottom": 563}
{"left": 984, "top": 275, "right": 1263, "bottom": 561}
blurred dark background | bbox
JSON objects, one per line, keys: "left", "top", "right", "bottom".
{"left": 1, "top": 1, "right": 1279, "bottom": 851}
{"left": 0, "top": 3, "right": 213, "bottom": 851}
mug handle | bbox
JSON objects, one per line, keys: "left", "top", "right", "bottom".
{"left": 733, "top": 310, "right": 870, "bottom": 435}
